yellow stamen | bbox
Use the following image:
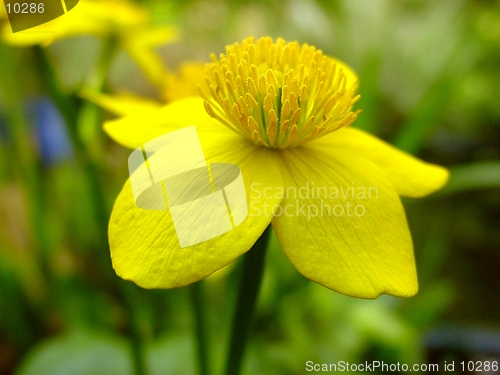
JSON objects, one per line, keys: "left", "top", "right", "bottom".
{"left": 199, "top": 37, "right": 362, "bottom": 149}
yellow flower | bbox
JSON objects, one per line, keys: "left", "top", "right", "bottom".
{"left": 105, "top": 37, "right": 449, "bottom": 299}
{"left": 0, "top": 3, "right": 6, "bottom": 21}
{"left": 1, "top": 0, "right": 175, "bottom": 86}
{"left": 162, "top": 62, "right": 207, "bottom": 102}
{"left": 82, "top": 62, "right": 205, "bottom": 116}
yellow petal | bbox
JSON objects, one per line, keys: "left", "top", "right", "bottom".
{"left": 104, "top": 97, "right": 229, "bottom": 149}
{"left": 123, "top": 27, "right": 176, "bottom": 87}
{"left": 312, "top": 127, "right": 449, "bottom": 198}
{"left": 272, "top": 144, "right": 417, "bottom": 298}
{"left": 1, "top": 0, "right": 175, "bottom": 60}
{"left": 109, "top": 129, "right": 283, "bottom": 288}
{"left": 81, "top": 88, "right": 161, "bottom": 116}
{"left": 0, "top": 3, "right": 7, "bottom": 20}
{"left": 2, "top": 1, "right": 122, "bottom": 45}
{"left": 123, "top": 44, "right": 165, "bottom": 87}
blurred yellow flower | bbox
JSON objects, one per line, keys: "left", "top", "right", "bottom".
{"left": 105, "top": 37, "right": 449, "bottom": 299}
{"left": 83, "top": 62, "right": 205, "bottom": 116}
{"left": 0, "top": 3, "right": 6, "bottom": 21}
{"left": 1, "top": 0, "right": 175, "bottom": 85}
{"left": 162, "top": 62, "right": 207, "bottom": 102}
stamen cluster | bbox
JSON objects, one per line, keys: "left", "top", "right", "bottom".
{"left": 199, "top": 37, "right": 361, "bottom": 149}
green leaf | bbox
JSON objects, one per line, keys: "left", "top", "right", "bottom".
{"left": 391, "top": 80, "right": 451, "bottom": 155}
{"left": 15, "top": 330, "right": 133, "bottom": 375}
{"left": 146, "top": 334, "right": 196, "bottom": 375}
{"left": 439, "top": 161, "right": 500, "bottom": 195}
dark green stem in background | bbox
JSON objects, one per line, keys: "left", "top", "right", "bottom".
{"left": 34, "top": 41, "right": 149, "bottom": 375}
{"left": 0, "top": 45, "right": 52, "bottom": 351}
{"left": 32, "top": 46, "right": 78, "bottom": 130}
{"left": 120, "top": 283, "right": 149, "bottom": 375}
{"left": 0, "top": 45, "right": 51, "bottom": 280}
{"left": 190, "top": 282, "right": 211, "bottom": 375}
{"left": 224, "top": 226, "right": 271, "bottom": 375}
{"left": 33, "top": 40, "right": 115, "bottom": 230}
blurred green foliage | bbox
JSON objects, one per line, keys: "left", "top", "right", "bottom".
{"left": 1, "top": 0, "right": 500, "bottom": 374}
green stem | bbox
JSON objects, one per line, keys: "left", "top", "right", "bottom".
{"left": 33, "top": 42, "right": 113, "bottom": 231}
{"left": 32, "top": 46, "right": 79, "bottom": 135}
{"left": 224, "top": 226, "right": 271, "bottom": 375}
{"left": 0, "top": 46, "right": 50, "bottom": 350}
{"left": 75, "top": 38, "right": 117, "bottom": 229}
{"left": 34, "top": 42, "right": 149, "bottom": 375}
{"left": 130, "top": 334, "right": 147, "bottom": 375}
{"left": 391, "top": 78, "right": 451, "bottom": 155}
{"left": 190, "top": 282, "right": 211, "bottom": 375}
{"left": 120, "top": 283, "right": 149, "bottom": 375}
{"left": 76, "top": 37, "right": 117, "bottom": 164}
{"left": 0, "top": 44, "right": 51, "bottom": 279}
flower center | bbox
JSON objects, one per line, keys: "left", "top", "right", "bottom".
{"left": 199, "top": 37, "right": 361, "bottom": 149}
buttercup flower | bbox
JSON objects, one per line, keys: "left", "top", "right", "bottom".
{"left": 105, "top": 37, "right": 448, "bottom": 299}
{"left": 1, "top": 0, "right": 175, "bottom": 85}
